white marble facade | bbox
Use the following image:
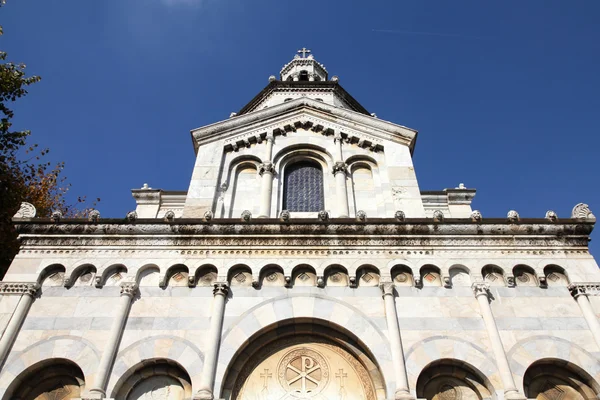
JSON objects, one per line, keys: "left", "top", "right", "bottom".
{"left": 1, "top": 51, "right": 600, "bottom": 400}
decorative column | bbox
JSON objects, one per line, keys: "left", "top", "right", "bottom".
{"left": 195, "top": 282, "right": 229, "bottom": 400}
{"left": 0, "top": 283, "right": 39, "bottom": 369}
{"left": 333, "top": 133, "right": 349, "bottom": 218}
{"left": 472, "top": 283, "right": 525, "bottom": 400}
{"left": 381, "top": 283, "right": 414, "bottom": 400}
{"left": 258, "top": 134, "right": 275, "bottom": 218}
{"left": 569, "top": 284, "right": 600, "bottom": 349}
{"left": 88, "top": 282, "right": 138, "bottom": 397}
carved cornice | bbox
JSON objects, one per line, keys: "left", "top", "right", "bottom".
{"left": 120, "top": 283, "right": 139, "bottom": 298}
{"left": 213, "top": 282, "right": 229, "bottom": 297}
{"left": 569, "top": 283, "right": 600, "bottom": 298}
{"left": 0, "top": 282, "right": 40, "bottom": 297}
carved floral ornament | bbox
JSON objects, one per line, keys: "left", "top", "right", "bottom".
{"left": 13, "top": 202, "right": 36, "bottom": 219}
{"left": 572, "top": 203, "right": 596, "bottom": 221}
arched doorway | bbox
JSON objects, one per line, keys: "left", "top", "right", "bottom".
{"left": 223, "top": 321, "right": 384, "bottom": 400}
{"left": 4, "top": 358, "right": 85, "bottom": 400}
{"left": 524, "top": 359, "right": 599, "bottom": 400}
{"left": 111, "top": 359, "right": 192, "bottom": 400}
{"left": 416, "top": 359, "right": 494, "bottom": 400}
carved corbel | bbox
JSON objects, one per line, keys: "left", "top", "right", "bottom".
{"left": 442, "top": 276, "right": 452, "bottom": 288}
{"left": 349, "top": 277, "right": 357, "bottom": 288}
{"left": 538, "top": 275, "right": 548, "bottom": 288}
{"left": 317, "top": 276, "right": 325, "bottom": 288}
{"left": 188, "top": 276, "right": 196, "bottom": 288}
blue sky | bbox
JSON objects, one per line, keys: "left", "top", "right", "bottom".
{"left": 2, "top": 1, "right": 599, "bottom": 253}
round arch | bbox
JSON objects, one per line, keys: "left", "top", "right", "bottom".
{"left": 214, "top": 294, "right": 394, "bottom": 398}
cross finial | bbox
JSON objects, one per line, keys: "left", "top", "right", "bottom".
{"left": 297, "top": 47, "right": 311, "bottom": 58}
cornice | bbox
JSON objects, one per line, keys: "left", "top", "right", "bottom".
{"left": 190, "top": 98, "right": 417, "bottom": 154}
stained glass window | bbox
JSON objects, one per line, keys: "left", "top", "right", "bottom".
{"left": 283, "top": 161, "right": 324, "bottom": 212}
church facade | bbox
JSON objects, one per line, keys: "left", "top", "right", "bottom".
{"left": 1, "top": 50, "right": 600, "bottom": 400}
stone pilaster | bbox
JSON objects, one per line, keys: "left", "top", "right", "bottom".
{"left": 380, "top": 283, "right": 414, "bottom": 400}
{"left": 569, "top": 283, "right": 600, "bottom": 350}
{"left": 195, "top": 282, "right": 229, "bottom": 400}
{"left": 471, "top": 283, "right": 525, "bottom": 400}
{"left": 88, "top": 283, "right": 138, "bottom": 398}
{"left": 0, "top": 282, "right": 39, "bottom": 369}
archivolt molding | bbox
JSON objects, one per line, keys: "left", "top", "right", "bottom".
{"left": 215, "top": 294, "right": 393, "bottom": 398}
{"left": 0, "top": 335, "right": 100, "bottom": 393}
{"left": 404, "top": 336, "right": 501, "bottom": 392}
{"left": 506, "top": 335, "right": 600, "bottom": 392}
{"left": 106, "top": 335, "right": 204, "bottom": 396}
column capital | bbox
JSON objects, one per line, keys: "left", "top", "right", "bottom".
{"left": 332, "top": 161, "right": 348, "bottom": 175}
{"left": 471, "top": 282, "right": 490, "bottom": 298}
{"left": 213, "top": 282, "right": 229, "bottom": 297}
{"left": 120, "top": 283, "right": 139, "bottom": 298}
{"left": 0, "top": 282, "right": 40, "bottom": 297}
{"left": 380, "top": 282, "right": 395, "bottom": 297}
{"left": 258, "top": 161, "right": 275, "bottom": 176}
{"left": 265, "top": 133, "right": 275, "bottom": 143}
{"left": 333, "top": 132, "right": 343, "bottom": 143}
{"left": 569, "top": 284, "right": 590, "bottom": 298}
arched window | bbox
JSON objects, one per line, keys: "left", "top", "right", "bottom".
{"left": 299, "top": 70, "right": 309, "bottom": 81}
{"left": 283, "top": 161, "right": 324, "bottom": 212}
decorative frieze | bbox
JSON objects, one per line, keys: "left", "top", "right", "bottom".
{"left": 0, "top": 283, "right": 40, "bottom": 297}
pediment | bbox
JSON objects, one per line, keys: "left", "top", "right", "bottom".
{"left": 191, "top": 98, "right": 418, "bottom": 154}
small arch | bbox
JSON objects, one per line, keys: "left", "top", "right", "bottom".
{"left": 544, "top": 265, "right": 570, "bottom": 286}
{"left": 111, "top": 358, "right": 192, "bottom": 399}
{"left": 416, "top": 358, "right": 495, "bottom": 400}
{"left": 69, "top": 264, "right": 97, "bottom": 287}
{"left": 100, "top": 264, "right": 128, "bottom": 287}
{"left": 292, "top": 264, "right": 317, "bottom": 287}
{"left": 195, "top": 264, "right": 218, "bottom": 287}
{"left": 37, "top": 264, "right": 66, "bottom": 286}
{"left": 482, "top": 265, "right": 505, "bottom": 287}
{"left": 523, "top": 358, "right": 600, "bottom": 400}
{"left": 230, "top": 162, "right": 259, "bottom": 218}
{"left": 228, "top": 265, "right": 253, "bottom": 287}
{"left": 3, "top": 358, "right": 85, "bottom": 399}
{"left": 449, "top": 265, "right": 471, "bottom": 287}
{"left": 136, "top": 264, "right": 161, "bottom": 286}
{"left": 420, "top": 265, "right": 442, "bottom": 287}
{"left": 357, "top": 265, "right": 380, "bottom": 287}
{"left": 165, "top": 264, "right": 190, "bottom": 287}
{"left": 259, "top": 264, "right": 285, "bottom": 287}
{"left": 513, "top": 265, "right": 538, "bottom": 287}
{"left": 324, "top": 264, "right": 349, "bottom": 287}
{"left": 391, "top": 265, "right": 414, "bottom": 286}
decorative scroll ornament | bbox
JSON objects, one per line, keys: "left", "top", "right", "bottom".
{"left": 0, "top": 282, "right": 40, "bottom": 296}
{"left": 317, "top": 210, "right": 329, "bottom": 222}
{"left": 88, "top": 209, "right": 100, "bottom": 223}
{"left": 280, "top": 210, "right": 290, "bottom": 222}
{"left": 120, "top": 283, "right": 139, "bottom": 298}
{"left": 507, "top": 210, "right": 520, "bottom": 223}
{"left": 164, "top": 210, "right": 175, "bottom": 222}
{"left": 13, "top": 202, "right": 36, "bottom": 219}
{"left": 572, "top": 203, "right": 596, "bottom": 221}
{"left": 394, "top": 210, "right": 406, "bottom": 222}
{"left": 470, "top": 210, "right": 482, "bottom": 222}
{"left": 258, "top": 161, "right": 275, "bottom": 176}
{"left": 241, "top": 210, "right": 252, "bottom": 222}
{"left": 51, "top": 210, "right": 63, "bottom": 223}
{"left": 213, "top": 282, "right": 229, "bottom": 296}
{"left": 126, "top": 211, "right": 138, "bottom": 222}
{"left": 332, "top": 161, "right": 348, "bottom": 175}
{"left": 433, "top": 210, "right": 445, "bottom": 223}
{"left": 545, "top": 210, "right": 558, "bottom": 222}
{"left": 356, "top": 210, "right": 367, "bottom": 222}
{"left": 204, "top": 210, "right": 214, "bottom": 222}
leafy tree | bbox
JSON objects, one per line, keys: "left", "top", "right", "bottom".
{"left": 0, "top": 6, "right": 98, "bottom": 277}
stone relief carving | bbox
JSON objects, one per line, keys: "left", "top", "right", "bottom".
{"left": 394, "top": 210, "right": 406, "bottom": 222}
{"left": 241, "top": 210, "right": 252, "bottom": 222}
{"left": 51, "top": 210, "right": 63, "bottom": 222}
{"left": 317, "top": 210, "right": 329, "bottom": 222}
{"left": 356, "top": 210, "right": 367, "bottom": 221}
{"left": 507, "top": 210, "right": 520, "bottom": 223}
{"left": 13, "top": 202, "right": 36, "bottom": 219}
{"left": 470, "top": 210, "right": 482, "bottom": 222}
{"left": 126, "top": 210, "right": 138, "bottom": 222}
{"left": 545, "top": 210, "right": 558, "bottom": 222}
{"left": 572, "top": 203, "right": 596, "bottom": 220}
{"left": 88, "top": 209, "right": 100, "bottom": 223}
{"left": 259, "top": 161, "right": 275, "bottom": 176}
{"left": 280, "top": 210, "right": 291, "bottom": 222}
{"left": 332, "top": 161, "right": 348, "bottom": 175}
{"left": 164, "top": 210, "right": 176, "bottom": 222}
{"left": 433, "top": 210, "right": 445, "bottom": 222}
{"left": 204, "top": 210, "right": 214, "bottom": 222}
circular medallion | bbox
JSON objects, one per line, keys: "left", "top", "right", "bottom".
{"left": 395, "top": 273, "right": 408, "bottom": 283}
{"left": 438, "top": 383, "right": 461, "bottom": 400}
{"left": 277, "top": 348, "right": 329, "bottom": 398}
{"left": 517, "top": 274, "right": 530, "bottom": 283}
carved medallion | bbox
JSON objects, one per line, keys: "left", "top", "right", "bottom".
{"left": 517, "top": 274, "right": 530, "bottom": 283}
{"left": 362, "top": 273, "right": 373, "bottom": 283}
{"left": 395, "top": 273, "right": 408, "bottom": 283}
{"left": 277, "top": 348, "right": 329, "bottom": 398}
{"left": 438, "top": 383, "right": 461, "bottom": 400}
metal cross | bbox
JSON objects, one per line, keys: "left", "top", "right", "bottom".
{"left": 297, "top": 47, "right": 311, "bottom": 58}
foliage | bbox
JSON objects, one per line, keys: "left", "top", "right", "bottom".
{"left": 0, "top": 7, "right": 98, "bottom": 277}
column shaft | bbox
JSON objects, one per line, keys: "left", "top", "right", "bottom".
{"left": 258, "top": 135, "right": 275, "bottom": 218}
{"left": 89, "top": 283, "right": 138, "bottom": 396}
{"left": 381, "top": 283, "right": 414, "bottom": 400}
{"left": 195, "top": 282, "right": 228, "bottom": 400}
{"left": 472, "top": 283, "right": 524, "bottom": 400}
{"left": 0, "top": 284, "right": 38, "bottom": 369}
{"left": 334, "top": 169, "right": 349, "bottom": 217}
{"left": 570, "top": 285, "right": 600, "bottom": 349}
